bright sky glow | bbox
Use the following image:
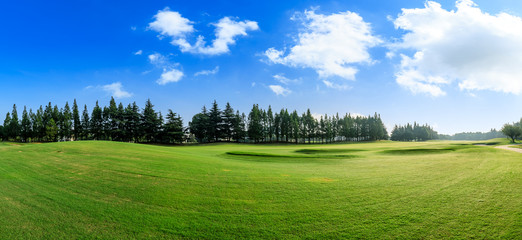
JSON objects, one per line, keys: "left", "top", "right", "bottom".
{"left": 1, "top": 0, "right": 521, "bottom": 134}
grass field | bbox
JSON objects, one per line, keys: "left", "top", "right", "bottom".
{"left": 0, "top": 139, "right": 520, "bottom": 239}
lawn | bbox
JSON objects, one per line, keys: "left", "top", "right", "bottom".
{"left": 0, "top": 140, "right": 520, "bottom": 239}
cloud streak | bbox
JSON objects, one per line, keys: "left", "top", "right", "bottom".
{"left": 269, "top": 85, "right": 291, "bottom": 96}
{"left": 101, "top": 82, "right": 133, "bottom": 99}
{"left": 194, "top": 66, "right": 219, "bottom": 76}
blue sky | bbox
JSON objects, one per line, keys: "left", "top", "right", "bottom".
{"left": 1, "top": 0, "right": 522, "bottom": 134}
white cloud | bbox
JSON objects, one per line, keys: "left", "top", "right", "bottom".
{"left": 194, "top": 66, "right": 219, "bottom": 76}
{"left": 148, "top": 8, "right": 194, "bottom": 38}
{"left": 322, "top": 80, "right": 351, "bottom": 90}
{"left": 148, "top": 53, "right": 168, "bottom": 66}
{"left": 149, "top": 9, "right": 258, "bottom": 55}
{"left": 134, "top": 50, "right": 143, "bottom": 55}
{"left": 385, "top": 51, "right": 395, "bottom": 59}
{"left": 392, "top": 0, "right": 522, "bottom": 96}
{"left": 147, "top": 53, "right": 184, "bottom": 85}
{"left": 101, "top": 82, "right": 132, "bottom": 99}
{"left": 157, "top": 69, "right": 184, "bottom": 85}
{"left": 273, "top": 74, "right": 299, "bottom": 85}
{"left": 269, "top": 85, "right": 291, "bottom": 96}
{"left": 265, "top": 9, "right": 381, "bottom": 81}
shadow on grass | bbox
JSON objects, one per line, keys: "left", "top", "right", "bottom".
{"left": 380, "top": 148, "right": 456, "bottom": 155}
{"left": 224, "top": 151, "right": 358, "bottom": 163}
{"left": 472, "top": 142, "right": 501, "bottom": 146}
{"left": 294, "top": 149, "right": 365, "bottom": 154}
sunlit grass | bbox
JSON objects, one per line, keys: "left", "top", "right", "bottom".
{"left": 0, "top": 139, "right": 520, "bottom": 238}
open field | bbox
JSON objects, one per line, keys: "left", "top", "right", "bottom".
{"left": 0, "top": 140, "right": 520, "bottom": 239}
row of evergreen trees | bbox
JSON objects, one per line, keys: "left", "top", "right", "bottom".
{"left": 0, "top": 98, "right": 389, "bottom": 144}
{"left": 189, "top": 101, "right": 389, "bottom": 143}
{"left": 0, "top": 98, "right": 184, "bottom": 143}
{"left": 438, "top": 129, "right": 504, "bottom": 140}
{"left": 390, "top": 122, "right": 438, "bottom": 141}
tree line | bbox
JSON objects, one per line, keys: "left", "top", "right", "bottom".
{"left": 0, "top": 97, "right": 184, "bottom": 143}
{"left": 390, "top": 122, "right": 438, "bottom": 141}
{"left": 438, "top": 129, "right": 504, "bottom": 141}
{"left": 0, "top": 98, "right": 389, "bottom": 144}
{"left": 189, "top": 100, "right": 388, "bottom": 143}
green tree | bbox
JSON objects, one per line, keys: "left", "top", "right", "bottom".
{"left": 20, "top": 106, "right": 32, "bottom": 142}
{"left": 0, "top": 124, "right": 4, "bottom": 141}
{"left": 108, "top": 97, "right": 119, "bottom": 140}
{"left": 127, "top": 102, "right": 142, "bottom": 142}
{"left": 222, "top": 102, "right": 235, "bottom": 141}
{"left": 9, "top": 104, "right": 20, "bottom": 141}
{"left": 189, "top": 106, "right": 209, "bottom": 143}
{"left": 501, "top": 123, "right": 522, "bottom": 143}
{"left": 81, "top": 105, "right": 90, "bottom": 140}
{"left": 45, "top": 118, "right": 58, "bottom": 142}
{"left": 291, "top": 110, "right": 300, "bottom": 144}
{"left": 208, "top": 100, "right": 223, "bottom": 142}
{"left": 33, "top": 107, "right": 45, "bottom": 141}
{"left": 3, "top": 113, "right": 11, "bottom": 141}
{"left": 232, "top": 110, "right": 246, "bottom": 142}
{"left": 72, "top": 99, "right": 81, "bottom": 140}
{"left": 141, "top": 99, "right": 160, "bottom": 142}
{"left": 267, "top": 106, "right": 274, "bottom": 142}
{"left": 61, "top": 102, "right": 73, "bottom": 141}
{"left": 91, "top": 101, "right": 103, "bottom": 140}
{"left": 163, "top": 109, "right": 184, "bottom": 143}
{"left": 247, "top": 104, "right": 262, "bottom": 142}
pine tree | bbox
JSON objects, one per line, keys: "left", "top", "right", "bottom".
{"left": 208, "top": 100, "right": 223, "bottom": 142}
{"left": 291, "top": 110, "right": 300, "bottom": 144}
{"left": 0, "top": 124, "right": 4, "bottom": 141}
{"left": 141, "top": 99, "right": 159, "bottom": 142}
{"left": 72, "top": 99, "right": 81, "bottom": 140}
{"left": 232, "top": 110, "right": 245, "bottom": 142}
{"left": 102, "top": 106, "right": 110, "bottom": 140}
{"left": 91, "top": 101, "right": 103, "bottom": 140}
{"left": 9, "top": 104, "right": 20, "bottom": 141}
{"left": 81, "top": 105, "right": 90, "bottom": 140}
{"left": 115, "top": 103, "right": 125, "bottom": 141}
{"left": 274, "top": 113, "right": 281, "bottom": 142}
{"left": 129, "top": 102, "right": 141, "bottom": 142}
{"left": 28, "top": 109, "right": 36, "bottom": 141}
{"left": 164, "top": 109, "right": 184, "bottom": 143}
{"left": 222, "top": 102, "right": 235, "bottom": 141}
{"left": 247, "top": 104, "right": 262, "bottom": 142}
{"left": 21, "top": 106, "right": 32, "bottom": 142}
{"left": 61, "top": 102, "right": 72, "bottom": 141}
{"left": 46, "top": 118, "right": 58, "bottom": 142}
{"left": 108, "top": 97, "right": 118, "bottom": 140}
{"left": 267, "top": 106, "right": 274, "bottom": 142}
{"left": 34, "top": 106, "right": 45, "bottom": 141}
{"left": 280, "top": 109, "right": 289, "bottom": 142}
{"left": 189, "top": 106, "right": 209, "bottom": 143}
{"left": 3, "top": 113, "right": 11, "bottom": 141}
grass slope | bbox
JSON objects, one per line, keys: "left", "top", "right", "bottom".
{"left": 0, "top": 140, "right": 520, "bottom": 239}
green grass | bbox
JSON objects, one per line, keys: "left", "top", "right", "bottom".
{"left": 0, "top": 140, "right": 520, "bottom": 239}
{"left": 472, "top": 137, "right": 513, "bottom": 145}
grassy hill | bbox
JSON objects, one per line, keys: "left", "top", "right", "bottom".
{"left": 0, "top": 140, "right": 520, "bottom": 239}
